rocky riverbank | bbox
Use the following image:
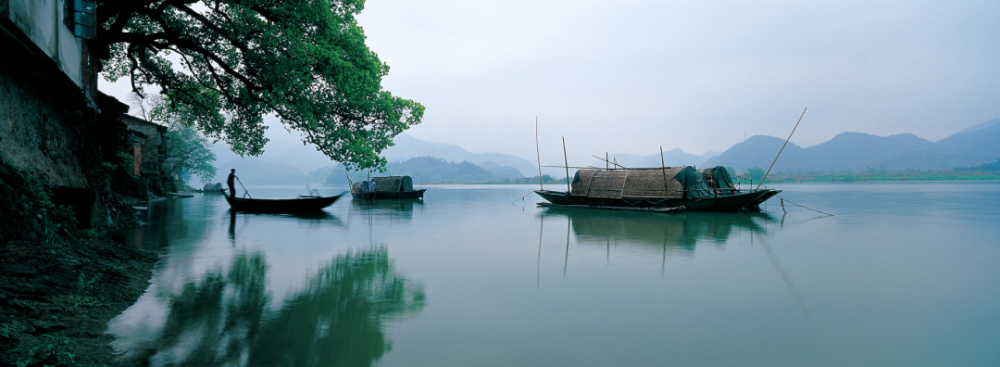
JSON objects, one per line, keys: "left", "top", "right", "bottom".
{"left": 0, "top": 238, "right": 158, "bottom": 366}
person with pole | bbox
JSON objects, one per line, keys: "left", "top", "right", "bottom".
{"left": 227, "top": 169, "right": 238, "bottom": 198}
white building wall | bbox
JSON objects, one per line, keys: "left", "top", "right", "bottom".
{"left": 3, "top": 0, "right": 83, "bottom": 87}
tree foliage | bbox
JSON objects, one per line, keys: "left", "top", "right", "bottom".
{"left": 129, "top": 93, "right": 217, "bottom": 185}
{"left": 166, "top": 127, "right": 217, "bottom": 184}
{"left": 743, "top": 167, "right": 765, "bottom": 180}
{"left": 96, "top": 0, "right": 424, "bottom": 170}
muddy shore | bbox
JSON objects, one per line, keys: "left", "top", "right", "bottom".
{"left": 0, "top": 238, "right": 158, "bottom": 366}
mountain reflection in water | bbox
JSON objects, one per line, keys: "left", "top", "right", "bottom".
{"left": 118, "top": 248, "right": 425, "bottom": 367}
{"left": 539, "top": 208, "right": 776, "bottom": 253}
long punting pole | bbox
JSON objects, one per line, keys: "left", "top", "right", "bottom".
{"left": 562, "top": 137, "right": 570, "bottom": 193}
{"left": 536, "top": 117, "right": 543, "bottom": 191}
{"left": 758, "top": 107, "right": 807, "bottom": 190}
{"left": 660, "top": 146, "right": 669, "bottom": 196}
{"left": 592, "top": 155, "right": 627, "bottom": 169}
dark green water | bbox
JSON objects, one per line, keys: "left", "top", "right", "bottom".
{"left": 109, "top": 182, "right": 1000, "bottom": 366}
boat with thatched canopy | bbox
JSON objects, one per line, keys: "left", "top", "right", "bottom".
{"left": 350, "top": 176, "right": 427, "bottom": 200}
{"left": 534, "top": 166, "right": 779, "bottom": 212}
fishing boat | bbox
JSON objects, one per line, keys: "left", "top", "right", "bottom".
{"left": 535, "top": 166, "right": 780, "bottom": 212}
{"left": 222, "top": 190, "right": 344, "bottom": 213}
{"left": 350, "top": 176, "right": 426, "bottom": 200}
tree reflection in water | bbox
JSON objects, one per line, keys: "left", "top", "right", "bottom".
{"left": 128, "top": 248, "right": 425, "bottom": 367}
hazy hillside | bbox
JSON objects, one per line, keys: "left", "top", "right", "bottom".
{"left": 587, "top": 149, "right": 717, "bottom": 168}
{"left": 802, "top": 132, "right": 936, "bottom": 172}
{"left": 325, "top": 157, "right": 525, "bottom": 185}
{"left": 477, "top": 161, "right": 526, "bottom": 181}
{"left": 704, "top": 118, "right": 1000, "bottom": 173}
{"left": 212, "top": 158, "right": 313, "bottom": 185}
{"left": 208, "top": 119, "right": 999, "bottom": 181}
{"left": 703, "top": 136, "right": 806, "bottom": 173}
{"left": 382, "top": 135, "right": 537, "bottom": 177}
{"left": 935, "top": 117, "right": 1000, "bottom": 158}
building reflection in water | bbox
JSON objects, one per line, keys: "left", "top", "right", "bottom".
{"left": 115, "top": 248, "right": 425, "bottom": 367}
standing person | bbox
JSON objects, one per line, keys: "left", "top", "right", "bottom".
{"left": 227, "top": 169, "right": 238, "bottom": 198}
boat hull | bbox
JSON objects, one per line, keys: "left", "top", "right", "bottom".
{"left": 350, "top": 189, "right": 427, "bottom": 200}
{"left": 534, "top": 189, "right": 780, "bottom": 212}
{"left": 222, "top": 190, "right": 342, "bottom": 213}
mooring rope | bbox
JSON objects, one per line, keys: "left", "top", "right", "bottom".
{"left": 623, "top": 198, "right": 669, "bottom": 206}
{"left": 512, "top": 192, "right": 535, "bottom": 206}
{"left": 779, "top": 196, "right": 834, "bottom": 216}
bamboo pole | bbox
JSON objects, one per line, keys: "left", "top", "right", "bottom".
{"left": 536, "top": 117, "right": 543, "bottom": 191}
{"left": 592, "top": 155, "right": 627, "bottom": 169}
{"left": 660, "top": 146, "right": 669, "bottom": 197}
{"left": 758, "top": 107, "right": 807, "bottom": 189}
{"left": 562, "top": 136, "right": 570, "bottom": 193}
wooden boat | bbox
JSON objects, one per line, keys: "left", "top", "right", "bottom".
{"left": 222, "top": 190, "right": 343, "bottom": 213}
{"left": 535, "top": 166, "right": 780, "bottom": 212}
{"left": 351, "top": 176, "right": 426, "bottom": 200}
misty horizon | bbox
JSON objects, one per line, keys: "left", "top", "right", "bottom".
{"left": 99, "top": 0, "right": 1000, "bottom": 176}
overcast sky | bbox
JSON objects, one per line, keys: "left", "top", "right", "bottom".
{"left": 101, "top": 0, "right": 1000, "bottom": 168}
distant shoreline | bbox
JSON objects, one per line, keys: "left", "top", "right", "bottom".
{"left": 740, "top": 171, "right": 1000, "bottom": 183}
{"left": 408, "top": 171, "right": 1000, "bottom": 185}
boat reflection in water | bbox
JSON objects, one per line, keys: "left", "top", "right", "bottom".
{"left": 539, "top": 206, "right": 776, "bottom": 254}
{"left": 538, "top": 207, "right": 806, "bottom": 311}
{"left": 350, "top": 198, "right": 424, "bottom": 221}
{"left": 227, "top": 209, "right": 343, "bottom": 243}
{"left": 110, "top": 248, "right": 425, "bottom": 366}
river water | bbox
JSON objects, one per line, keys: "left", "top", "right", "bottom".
{"left": 108, "top": 182, "right": 1000, "bottom": 366}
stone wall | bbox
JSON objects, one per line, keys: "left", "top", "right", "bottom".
{"left": 0, "top": 65, "right": 90, "bottom": 188}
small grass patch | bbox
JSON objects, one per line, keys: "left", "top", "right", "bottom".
{"left": 10, "top": 334, "right": 76, "bottom": 367}
{"left": 51, "top": 294, "right": 103, "bottom": 308}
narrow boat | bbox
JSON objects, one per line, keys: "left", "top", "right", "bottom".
{"left": 351, "top": 176, "right": 427, "bottom": 200}
{"left": 222, "top": 190, "right": 343, "bottom": 213}
{"left": 535, "top": 166, "right": 780, "bottom": 212}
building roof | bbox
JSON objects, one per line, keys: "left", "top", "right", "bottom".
{"left": 121, "top": 114, "right": 167, "bottom": 131}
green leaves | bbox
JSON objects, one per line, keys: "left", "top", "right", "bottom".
{"left": 97, "top": 0, "right": 423, "bottom": 170}
{"left": 165, "top": 126, "right": 218, "bottom": 184}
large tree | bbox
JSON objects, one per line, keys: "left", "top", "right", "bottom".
{"left": 96, "top": 0, "right": 423, "bottom": 170}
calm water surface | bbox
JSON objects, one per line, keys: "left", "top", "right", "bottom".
{"left": 108, "top": 182, "right": 1000, "bottom": 366}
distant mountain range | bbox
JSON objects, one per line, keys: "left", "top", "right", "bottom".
{"left": 381, "top": 135, "right": 538, "bottom": 177}
{"left": 212, "top": 158, "right": 328, "bottom": 186}
{"left": 207, "top": 118, "right": 1000, "bottom": 185}
{"left": 325, "top": 157, "right": 525, "bottom": 186}
{"left": 704, "top": 118, "right": 1000, "bottom": 173}
{"left": 209, "top": 135, "right": 535, "bottom": 185}
{"left": 587, "top": 149, "right": 721, "bottom": 169}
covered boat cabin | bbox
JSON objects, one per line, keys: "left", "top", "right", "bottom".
{"left": 569, "top": 166, "right": 727, "bottom": 201}
{"left": 351, "top": 176, "right": 427, "bottom": 199}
